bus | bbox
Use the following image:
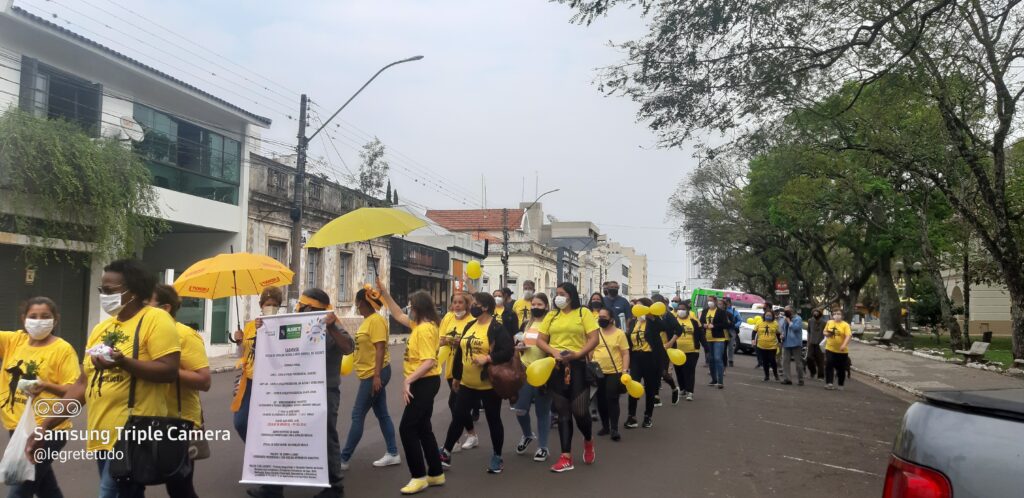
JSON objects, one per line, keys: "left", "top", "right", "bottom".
{"left": 689, "top": 288, "right": 765, "bottom": 310}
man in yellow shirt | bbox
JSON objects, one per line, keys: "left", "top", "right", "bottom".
{"left": 513, "top": 280, "right": 536, "bottom": 325}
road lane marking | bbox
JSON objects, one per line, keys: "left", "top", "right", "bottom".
{"left": 736, "top": 382, "right": 786, "bottom": 392}
{"left": 760, "top": 418, "right": 890, "bottom": 446}
{"left": 780, "top": 455, "right": 882, "bottom": 477}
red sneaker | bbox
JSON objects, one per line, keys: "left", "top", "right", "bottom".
{"left": 583, "top": 440, "right": 596, "bottom": 465}
{"left": 550, "top": 454, "right": 574, "bottom": 473}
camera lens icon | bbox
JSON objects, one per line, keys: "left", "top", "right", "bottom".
{"left": 33, "top": 399, "right": 82, "bottom": 418}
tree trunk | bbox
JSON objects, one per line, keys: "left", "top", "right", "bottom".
{"left": 876, "top": 255, "right": 906, "bottom": 338}
{"left": 1004, "top": 273, "right": 1024, "bottom": 361}
{"left": 918, "top": 225, "right": 964, "bottom": 350}
{"left": 963, "top": 247, "right": 971, "bottom": 344}
{"left": 839, "top": 288, "right": 859, "bottom": 322}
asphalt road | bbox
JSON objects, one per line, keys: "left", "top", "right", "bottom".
{"left": 3, "top": 346, "right": 911, "bottom": 497}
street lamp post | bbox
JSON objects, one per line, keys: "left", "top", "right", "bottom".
{"left": 288, "top": 55, "right": 424, "bottom": 304}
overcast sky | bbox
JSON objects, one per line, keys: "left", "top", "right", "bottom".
{"left": 17, "top": 0, "right": 702, "bottom": 292}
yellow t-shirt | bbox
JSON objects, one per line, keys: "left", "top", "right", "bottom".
{"left": 518, "top": 320, "right": 547, "bottom": 367}
{"left": 238, "top": 320, "right": 257, "bottom": 379}
{"left": 403, "top": 321, "right": 441, "bottom": 378}
{"left": 592, "top": 329, "right": 628, "bottom": 374}
{"left": 630, "top": 320, "right": 652, "bottom": 352}
{"left": 675, "top": 317, "right": 699, "bottom": 353}
{"left": 756, "top": 321, "right": 780, "bottom": 350}
{"left": 0, "top": 331, "right": 80, "bottom": 431}
{"left": 494, "top": 307, "right": 506, "bottom": 324}
{"left": 83, "top": 307, "right": 181, "bottom": 451}
{"left": 540, "top": 308, "right": 599, "bottom": 353}
{"left": 168, "top": 322, "right": 208, "bottom": 427}
{"left": 513, "top": 298, "right": 530, "bottom": 323}
{"left": 824, "top": 320, "right": 852, "bottom": 353}
{"left": 704, "top": 309, "right": 728, "bottom": 342}
{"left": 353, "top": 313, "right": 390, "bottom": 380}
{"left": 439, "top": 312, "right": 473, "bottom": 380}
{"left": 458, "top": 321, "right": 492, "bottom": 390}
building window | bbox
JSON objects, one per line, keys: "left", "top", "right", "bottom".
{"left": 133, "top": 103, "right": 242, "bottom": 204}
{"left": 306, "top": 248, "right": 322, "bottom": 288}
{"left": 19, "top": 57, "right": 101, "bottom": 132}
{"left": 308, "top": 181, "right": 323, "bottom": 202}
{"left": 268, "top": 169, "right": 286, "bottom": 191}
{"left": 367, "top": 256, "right": 380, "bottom": 281}
{"left": 338, "top": 252, "right": 352, "bottom": 302}
{"left": 268, "top": 240, "right": 287, "bottom": 265}
{"left": 622, "top": 264, "right": 630, "bottom": 278}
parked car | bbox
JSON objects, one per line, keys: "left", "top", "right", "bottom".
{"left": 885, "top": 388, "right": 1024, "bottom": 497}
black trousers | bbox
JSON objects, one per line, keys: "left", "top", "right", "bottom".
{"left": 806, "top": 344, "right": 825, "bottom": 379}
{"left": 547, "top": 359, "right": 591, "bottom": 453}
{"left": 627, "top": 351, "right": 659, "bottom": 419}
{"left": 826, "top": 351, "right": 849, "bottom": 386}
{"left": 443, "top": 385, "right": 503, "bottom": 455}
{"left": 595, "top": 373, "right": 622, "bottom": 431}
{"left": 673, "top": 351, "right": 699, "bottom": 393}
{"left": 401, "top": 376, "right": 443, "bottom": 478}
{"left": 757, "top": 348, "right": 778, "bottom": 379}
{"left": 447, "top": 378, "right": 475, "bottom": 432}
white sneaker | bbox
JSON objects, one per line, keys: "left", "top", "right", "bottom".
{"left": 339, "top": 459, "right": 350, "bottom": 471}
{"left": 461, "top": 434, "right": 479, "bottom": 450}
{"left": 452, "top": 440, "right": 462, "bottom": 453}
{"left": 373, "top": 453, "right": 402, "bottom": 467}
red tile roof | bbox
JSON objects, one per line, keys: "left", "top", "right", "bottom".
{"left": 426, "top": 209, "right": 525, "bottom": 232}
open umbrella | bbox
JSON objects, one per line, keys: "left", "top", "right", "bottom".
{"left": 305, "top": 207, "right": 428, "bottom": 277}
{"left": 173, "top": 251, "right": 294, "bottom": 340}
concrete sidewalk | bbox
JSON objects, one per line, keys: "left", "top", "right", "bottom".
{"left": 849, "top": 341, "right": 1024, "bottom": 396}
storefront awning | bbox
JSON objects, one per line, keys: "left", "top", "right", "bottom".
{"left": 394, "top": 265, "right": 449, "bottom": 280}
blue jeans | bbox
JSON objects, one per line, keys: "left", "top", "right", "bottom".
{"left": 233, "top": 379, "right": 252, "bottom": 442}
{"left": 513, "top": 382, "right": 551, "bottom": 449}
{"left": 709, "top": 341, "right": 726, "bottom": 384}
{"left": 97, "top": 458, "right": 144, "bottom": 498}
{"left": 341, "top": 364, "right": 398, "bottom": 461}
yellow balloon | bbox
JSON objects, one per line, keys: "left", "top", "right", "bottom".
{"left": 620, "top": 373, "right": 632, "bottom": 385}
{"left": 340, "top": 354, "right": 355, "bottom": 376}
{"left": 626, "top": 380, "right": 645, "bottom": 399}
{"left": 631, "top": 304, "right": 650, "bottom": 317}
{"left": 754, "top": 316, "right": 763, "bottom": 325}
{"left": 667, "top": 348, "right": 687, "bottom": 366}
{"left": 526, "top": 357, "right": 556, "bottom": 387}
{"left": 746, "top": 317, "right": 756, "bottom": 325}
{"left": 650, "top": 302, "right": 667, "bottom": 316}
{"left": 466, "top": 260, "right": 482, "bottom": 280}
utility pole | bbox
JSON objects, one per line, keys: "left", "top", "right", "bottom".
{"left": 288, "top": 93, "right": 309, "bottom": 305}
{"left": 501, "top": 208, "right": 509, "bottom": 288}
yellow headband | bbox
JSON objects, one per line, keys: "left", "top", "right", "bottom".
{"left": 362, "top": 284, "right": 383, "bottom": 311}
{"left": 297, "top": 295, "right": 329, "bottom": 311}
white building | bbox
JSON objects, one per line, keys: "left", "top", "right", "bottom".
{"left": 0, "top": 3, "right": 270, "bottom": 356}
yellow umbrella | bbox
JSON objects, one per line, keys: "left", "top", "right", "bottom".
{"left": 174, "top": 252, "right": 294, "bottom": 299}
{"left": 305, "top": 207, "right": 428, "bottom": 278}
{"left": 306, "top": 207, "right": 427, "bottom": 248}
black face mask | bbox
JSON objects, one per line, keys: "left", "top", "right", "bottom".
{"left": 785, "top": 311, "right": 793, "bottom": 318}
{"left": 598, "top": 318, "right": 612, "bottom": 329}
{"left": 530, "top": 308, "right": 547, "bottom": 318}
{"left": 605, "top": 288, "right": 618, "bottom": 297}
{"left": 589, "top": 302, "right": 602, "bottom": 310}
{"left": 470, "top": 305, "right": 484, "bottom": 318}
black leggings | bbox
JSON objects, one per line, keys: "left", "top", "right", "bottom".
{"left": 446, "top": 378, "right": 474, "bottom": 433}
{"left": 547, "top": 359, "right": 592, "bottom": 454}
{"left": 401, "top": 376, "right": 442, "bottom": 479}
{"left": 627, "top": 351, "right": 659, "bottom": 418}
{"left": 595, "top": 373, "right": 622, "bottom": 431}
{"left": 443, "top": 385, "right": 503, "bottom": 456}
{"left": 825, "top": 351, "right": 849, "bottom": 386}
{"left": 757, "top": 348, "right": 778, "bottom": 379}
{"left": 659, "top": 354, "right": 677, "bottom": 391}
{"left": 673, "top": 351, "right": 699, "bottom": 393}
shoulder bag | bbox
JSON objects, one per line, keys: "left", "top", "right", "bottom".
{"left": 109, "top": 315, "right": 194, "bottom": 485}
{"left": 485, "top": 321, "right": 525, "bottom": 401}
{"left": 582, "top": 309, "right": 605, "bottom": 387}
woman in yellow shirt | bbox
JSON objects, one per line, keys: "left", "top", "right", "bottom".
{"left": 537, "top": 282, "right": 600, "bottom": 473}
{"left": 512, "top": 292, "right": 553, "bottom": 461}
{"left": 625, "top": 297, "right": 662, "bottom": 430}
{"left": 438, "top": 292, "right": 479, "bottom": 451}
{"left": 0, "top": 297, "right": 84, "bottom": 498}
{"left": 339, "top": 286, "right": 400, "bottom": 470}
{"left": 824, "top": 310, "right": 853, "bottom": 390}
{"left": 439, "top": 292, "right": 514, "bottom": 475}
{"left": 590, "top": 307, "right": 629, "bottom": 441}
{"left": 671, "top": 303, "right": 705, "bottom": 401}
{"left": 755, "top": 310, "right": 781, "bottom": 382}
{"left": 151, "top": 284, "right": 211, "bottom": 498}
{"left": 230, "top": 285, "right": 282, "bottom": 441}
{"left": 376, "top": 278, "right": 445, "bottom": 494}
{"left": 83, "top": 259, "right": 182, "bottom": 498}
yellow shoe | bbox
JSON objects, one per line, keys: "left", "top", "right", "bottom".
{"left": 426, "top": 474, "right": 446, "bottom": 487}
{"left": 400, "top": 478, "right": 429, "bottom": 495}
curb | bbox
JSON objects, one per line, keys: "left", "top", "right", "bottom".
{"left": 850, "top": 365, "right": 924, "bottom": 398}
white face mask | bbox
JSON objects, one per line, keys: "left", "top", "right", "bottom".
{"left": 677, "top": 310, "right": 688, "bottom": 318}
{"left": 554, "top": 295, "right": 569, "bottom": 310}
{"left": 261, "top": 305, "right": 280, "bottom": 316}
{"left": 25, "top": 319, "right": 54, "bottom": 340}
{"left": 832, "top": 314, "right": 843, "bottom": 321}
{"left": 494, "top": 297, "right": 504, "bottom": 307}
{"left": 100, "top": 291, "right": 130, "bottom": 316}
{"left": 523, "top": 290, "right": 534, "bottom": 300}
{"left": 454, "top": 310, "right": 467, "bottom": 319}
{"left": 708, "top": 302, "right": 716, "bottom": 309}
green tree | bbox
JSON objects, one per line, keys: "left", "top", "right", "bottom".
{"left": 0, "top": 109, "right": 164, "bottom": 264}
{"left": 358, "top": 137, "right": 390, "bottom": 199}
